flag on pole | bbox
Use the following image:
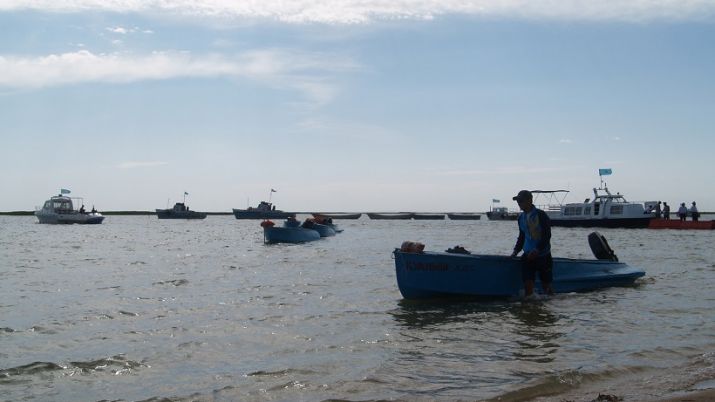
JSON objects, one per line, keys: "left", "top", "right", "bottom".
{"left": 271, "top": 189, "right": 276, "bottom": 192}
{"left": 61, "top": 188, "right": 71, "bottom": 194}
{"left": 598, "top": 168, "right": 612, "bottom": 176}
{"left": 492, "top": 199, "right": 500, "bottom": 203}
{"left": 184, "top": 191, "right": 189, "bottom": 195}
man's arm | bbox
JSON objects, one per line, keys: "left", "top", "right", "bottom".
{"left": 535, "top": 210, "right": 551, "bottom": 252}
{"left": 512, "top": 230, "right": 525, "bottom": 257}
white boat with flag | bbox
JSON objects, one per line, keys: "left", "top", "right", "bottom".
{"left": 539, "top": 169, "right": 655, "bottom": 228}
{"left": 35, "top": 189, "right": 105, "bottom": 224}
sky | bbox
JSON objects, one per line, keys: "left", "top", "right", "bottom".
{"left": 1, "top": 1, "right": 714, "bottom": 212}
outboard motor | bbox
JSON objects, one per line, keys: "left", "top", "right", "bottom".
{"left": 588, "top": 231, "right": 618, "bottom": 261}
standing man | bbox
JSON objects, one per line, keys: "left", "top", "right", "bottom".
{"left": 690, "top": 202, "right": 699, "bottom": 222}
{"left": 662, "top": 202, "right": 671, "bottom": 220}
{"left": 510, "top": 190, "right": 554, "bottom": 297}
{"left": 678, "top": 203, "right": 688, "bottom": 221}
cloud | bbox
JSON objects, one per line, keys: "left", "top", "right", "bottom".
{"left": 107, "top": 26, "right": 129, "bottom": 34}
{"left": 0, "top": 49, "right": 359, "bottom": 105}
{"left": 559, "top": 138, "right": 573, "bottom": 144}
{"left": 116, "top": 161, "right": 169, "bottom": 169}
{"left": 1, "top": 1, "right": 713, "bottom": 23}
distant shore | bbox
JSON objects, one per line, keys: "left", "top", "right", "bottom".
{"left": 1, "top": 211, "right": 713, "bottom": 216}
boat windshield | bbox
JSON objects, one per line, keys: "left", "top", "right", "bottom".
{"left": 52, "top": 199, "right": 73, "bottom": 212}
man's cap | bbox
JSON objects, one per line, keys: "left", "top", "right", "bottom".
{"left": 512, "top": 190, "right": 532, "bottom": 202}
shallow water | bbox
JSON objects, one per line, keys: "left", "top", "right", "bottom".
{"left": 1, "top": 215, "right": 714, "bottom": 401}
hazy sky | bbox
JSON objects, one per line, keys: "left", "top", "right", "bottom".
{"left": 2, "top": 1, "right": 714, "bottom": 212}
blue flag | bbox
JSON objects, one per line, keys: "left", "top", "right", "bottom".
{"left": 598, "top": 168, "right": 612, "bottom": 176}
{"left": 492, "top": 199, "right": 500, "bottom": 203}
{"left": 60, "top": 188, "right": 71, "bottom": 194}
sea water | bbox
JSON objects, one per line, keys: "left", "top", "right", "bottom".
{"left": 1, "top": 215, "right": 714, "bottom": 401}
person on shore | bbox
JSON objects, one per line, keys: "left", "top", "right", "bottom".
{"left": 690, "top": 202, "right": 699, "bottom": 222}
{"left": 510, "top": 190, "right": 553, "bottom": 297}
{"left": 655, "top": 201, "right": 662, "bottom": 219}
{"left": 662, "top": 202, "right": 670, "bottom": 220}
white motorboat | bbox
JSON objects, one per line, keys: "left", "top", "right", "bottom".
{"left": 535, "top": 180, "right": 655, "bottom": 228}
{"left": 35, "top": 193, "right": 104, "bottom": 224}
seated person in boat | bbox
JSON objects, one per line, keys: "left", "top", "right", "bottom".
{"left": 510, "top": 190, "right": 554, "bottom": 297}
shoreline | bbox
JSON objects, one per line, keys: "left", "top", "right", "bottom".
{"left": 656, "top": 388, "right": 715, "bottom": 401}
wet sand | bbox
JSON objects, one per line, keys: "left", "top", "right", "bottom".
{"left": 655, "top": 388, "right": 715, "bottom": 401}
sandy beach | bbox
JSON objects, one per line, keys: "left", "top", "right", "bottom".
{"left": 655, "top": 388, "right": 715, "bottom": 401}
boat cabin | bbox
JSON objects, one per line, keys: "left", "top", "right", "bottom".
{"left": 250, "top": 201, "right": 276, "bottom": 212}
{"left": 172, "top": 202, "right": 189, "bottom": 212}
{"left": 41, "top": 196, "right": 76, "bottom": 213}
{"left": 556, "top": 187, "right": 650, "bottom": 219}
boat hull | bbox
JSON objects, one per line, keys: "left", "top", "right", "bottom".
{"left": 486, "top": 212, "right": 518, "bottom": 221}
{"left": 550, "top": 217, "right": 652, "bottom": 228}
{"left": 234, "top": 209, "right": 295, "bottom": 219}
{"left": 156, "top": 209, "right": 207, "bottom": 219}
{"left": 394, "top": 250, "right": 644, "bottom": 299}
{"left": 648, "top": 219, "right": 715, "bottom": 230}
{"left": 35, "top": 212, "right": 105, "bottom": 224}
{"left": 412, "top": 214, "right": 445, "bottom": 220}
{"left": 312, "top": 213, "right": 362, "bottom": 219}
{"left": 307, "top": 223, "right": 336, "bottom": 237}
{"left": 447, "top": 213, "right": 482, "bottom": 220}
{"left": 263, "top": 227, "right": 320, "bottom": 244}
{"left": 367, "top": 213, "right": 414, "bottom": 220}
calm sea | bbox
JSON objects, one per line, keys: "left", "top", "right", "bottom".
{"left": 1, "top": 215, "right": 714, "bottom": 402}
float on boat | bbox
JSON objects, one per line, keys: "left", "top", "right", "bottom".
{"left": 367, "top": 213, "right": 414, "bottom": 220}
{"left": 312, "top": 213, "right": 362, "bottom": 220}
{"left": 648, "top": 219, "right": 715, "bottom": 230}
{"left": 447, "top": 213, "right": 482, "bottom": 220}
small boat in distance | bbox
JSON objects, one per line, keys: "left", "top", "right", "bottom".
{"left": 234, "top": 201, "right": 295, "bottom": 219}
{"left": 35, "top": 191, "right": 104, "bottom": 224}
{"left": 393, "top": 232, "right": 644, "bottom": 300}
{"left": 157, "top": 193, "right": 206, "bottom": 219}
{"left": 412, "top": 213, "right": 445, "bottom": 220}
{"left": 447, "top": 213, "right": 482, "bottom": 220}
{"left": 485, "top": 207, "right": 519, "bottom": 221}
{"left": 261, "top": 218, "right": 320, "bottom": 244}
{"left": 234, "top": 189, "right": 294, "bottom": 219}
{"left": 312, "top": 213, "right": 362, "bottom": 220}
{"left": 367, "top": 213, "right": 415, "bottom": 220}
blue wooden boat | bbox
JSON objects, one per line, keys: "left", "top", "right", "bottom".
{"left": 303, "top": 222, "right": 336, "bottom": 237}
{"left": 309, "top": 216, "right": 343, "bottom": 234}
{"left": 261, "top": 219, "right": 320, "bottom": 244}
{"left": 393, "top": 234, "right": 644, "bottom": 299}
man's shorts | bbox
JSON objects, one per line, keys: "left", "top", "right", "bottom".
{"left": 521, "top": 253, "right": 553, "bottom": 284}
